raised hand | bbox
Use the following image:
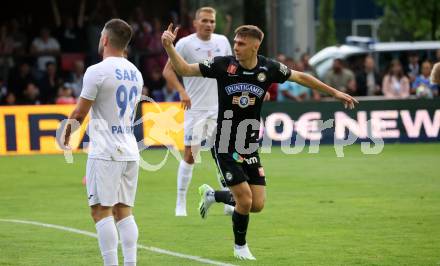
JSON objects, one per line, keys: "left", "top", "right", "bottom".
{"left": 334, "top": 91, "right": 359, "bottom": 109}
{"left": 161, "top": 23, "right": 179, "bottom": 48}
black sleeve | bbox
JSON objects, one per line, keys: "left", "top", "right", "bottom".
{"left": 199, "top": 56, "right": 226, "bottom": 79}
{"left": 269, "top": 59, "right": 292, "bottom": 84}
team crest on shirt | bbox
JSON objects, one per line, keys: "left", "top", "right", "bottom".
{"left": 232, "top": 92, "right": 256, "bottom": 108}
{"left": 257, "top": 72, "right": 266, "bottom": 82}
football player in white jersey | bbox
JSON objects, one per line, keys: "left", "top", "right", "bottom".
{"left": 163, "top": 7, "right": 234, "bottom": 216}
{"left": 63, "top": 19, "right": 143, "bottom": 266}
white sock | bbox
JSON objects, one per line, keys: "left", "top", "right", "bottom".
{"left": 176, "top": 160, "right": 194, "bottom": 206}
{"left": 116, "top": 215, "right": 138, "bottom": 266}
{"left": 95, "top": 216, "right": 118, "bottom": 266}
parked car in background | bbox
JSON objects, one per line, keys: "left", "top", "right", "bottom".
{"left": 309, "top": 36, "right": 440, "bottom": 79}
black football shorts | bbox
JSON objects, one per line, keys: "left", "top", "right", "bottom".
{"left": 212, "top": 149, "right": 266, "bottom": 187}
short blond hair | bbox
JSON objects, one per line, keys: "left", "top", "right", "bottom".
{"left": 195, "top": 7, "right": 216, "bottom": 19}
{"left": 234, "top": 25, "right": 264, "bottom": 42}
{"left": 430, "top": 62, "right": 440, "bottom": 84}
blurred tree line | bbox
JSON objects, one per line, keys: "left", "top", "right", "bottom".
{"left": 316, "top": 0, "right": 336, "bottom": 50}
{"left": 377, "top": 0, "right": 440, "bottom": 41}
{"left": 315, "top": 0, "right": 439, "bottom": 51}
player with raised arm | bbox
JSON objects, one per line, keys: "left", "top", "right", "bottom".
{"left": 63, "top": 19, "right": 143, "bottom": 266}
{"left": 162, "top": 7, "right": 234, "bottom": 217}
{"left": 161, "top": 23, "right": 357, "bottom": 260}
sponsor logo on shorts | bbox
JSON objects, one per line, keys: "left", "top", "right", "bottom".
{"left": 225, "top": 172, "right": 233, "bottom": 181}
{"left": 244, "top": 156, "right": 258, "bottom": 164}
{"left": 258, "top": 167, "right": 265, "bottom": 177}
{"left": 232, "top": 152, "right": 244, "bottom": 163}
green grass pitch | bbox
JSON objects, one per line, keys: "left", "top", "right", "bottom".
{"left": 0, "top": 143, "right": 439, "bottom": 265}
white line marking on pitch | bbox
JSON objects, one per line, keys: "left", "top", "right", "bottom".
{"left": 0, "top": 219, "right": 237, "bottom": 266}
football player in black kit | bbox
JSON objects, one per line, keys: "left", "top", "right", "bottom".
{"left": 161, "top": 23, "right": 358, "bottom": 260}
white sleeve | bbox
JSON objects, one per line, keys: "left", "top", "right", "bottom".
{"left": 80, "top": 67, "right": 102, "bottom": 101}
{"left": 224, "top": 36, "right": 232, "bottom": 56}
{"left": 175, "top": 38, "right": 187, "bottom": 59}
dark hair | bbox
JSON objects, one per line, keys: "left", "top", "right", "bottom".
{"left": 388, "top": 59, "right": 404, "bottom": 79}
{"left": 104, "top": 19, "right": 133, "bottom": 50}
{"left": 234, "top": 25, "right": 264, "bottom": 42}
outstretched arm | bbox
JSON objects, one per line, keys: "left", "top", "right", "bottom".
{"left": 161, "top": 23, "right": 202, "bottom": 77}
{"left": 289, "top": 70, "right": 358, "bottom": 109}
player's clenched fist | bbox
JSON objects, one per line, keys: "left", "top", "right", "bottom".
{"left": 161, "top": 23, "right": 179, "bottom": 48}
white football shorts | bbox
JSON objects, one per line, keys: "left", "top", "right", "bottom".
{"left": 183, "top": 109, "right": 217, "bottom": 146}
{"left": 86, "top": 158, "right": 139, "bottom": 207}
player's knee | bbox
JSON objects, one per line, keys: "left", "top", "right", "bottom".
{"left": 91, "top": 208, "right": 102, "bottom": 223}
{"left": 251, "top": 200, "right": 265, "bottom": 213}
{"left": 91, "top": 205, "right": 112, "bottom": 223}
{"left": 235, "top": 195, "right": 252, "bottom": 211}
{"left": 113, "top": 210, "right": 123, "bottom": 222}
{"left": 113, "top": 203, "right": 132, "bottom": 222}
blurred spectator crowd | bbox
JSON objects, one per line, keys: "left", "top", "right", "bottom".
{"left": 273, "top": 51, "right": 440, "bottom": 102}
{"left": 0, "top": 0, "right": 438, "bottom": 106}
{"left": 0, "top": 0, "right": 190, "bottom": 106}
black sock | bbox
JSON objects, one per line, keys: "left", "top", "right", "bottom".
{"left": 214, "top": 190, "right": 236, "bottom": 206}
{"left": 232, "top": 210, "right": 249, "bottom": 246}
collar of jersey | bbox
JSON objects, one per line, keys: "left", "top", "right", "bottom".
{"left": 236, "top": 55, "right": 261, "bottom": 72}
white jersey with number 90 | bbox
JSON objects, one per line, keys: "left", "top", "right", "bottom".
{"left": 80, "top": 57, "right": 143, "bottom": 161}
